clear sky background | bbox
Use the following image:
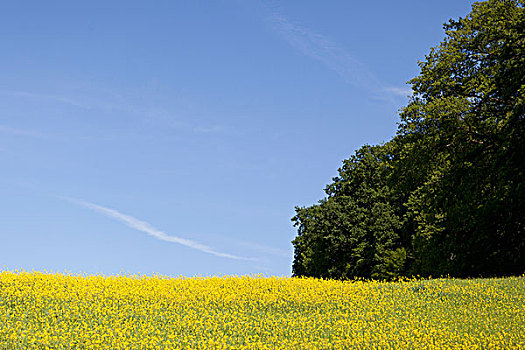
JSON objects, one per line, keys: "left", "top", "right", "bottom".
{"left": 1, "top": 0, "right": 476, "bottom": 277}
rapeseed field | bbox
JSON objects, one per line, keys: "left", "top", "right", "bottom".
{"left": 0, "top": 271, "right": 523, "bottom": 349}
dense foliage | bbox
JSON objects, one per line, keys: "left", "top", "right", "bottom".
{"left": 292, "top": 0, "right": 524, "bottom": 279}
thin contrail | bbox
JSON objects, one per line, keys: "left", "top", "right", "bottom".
{"left": 0, "top": 124, "right": 46, "bottom": 138}
{"left": 1, "top": 89, "right": 227, "bottom": 135}
{"left": 267, "top": 10, "right": 411, "bottom": 102}
{"left": 62, "top": 197, "right": 253, "bottom": 261}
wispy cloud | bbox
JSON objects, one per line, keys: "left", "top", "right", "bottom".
{"left": 384, "top": 86, "right": 413, "bottom": 98}
{"left": 0, "top": 88, "right": 227, "bottom": 136}
{"left": 234, "top": 240, "right": 289, "bottom": 259}
{"left": 0, "top": 124, "right": 46, "bottom": 138}
{"left": 62, "top": 197, "right": 254, "bottom": 261}
{"left": 1, "top": 88, "right": 162, "bottom": 121}
{"left": 267, "top": 10, "right": 411, "bottom": 102}
{"left": 0, "top": 90, "right": 91, "bottom": 109}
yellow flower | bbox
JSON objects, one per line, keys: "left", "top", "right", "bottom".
{"left": 0, "top": 270, "right": 523, "bottom": 349}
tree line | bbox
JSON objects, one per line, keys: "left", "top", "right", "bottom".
{"left": 291, "top": 0, "right": 524, "bottom": 279}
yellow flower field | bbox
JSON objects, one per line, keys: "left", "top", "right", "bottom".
{"left": 0, "top": 271, "right": 523, "bottom": 349}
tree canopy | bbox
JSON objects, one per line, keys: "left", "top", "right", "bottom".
{"left": 292, "top": 0, "right": 524, "bottom": 279}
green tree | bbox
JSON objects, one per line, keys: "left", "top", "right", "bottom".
{"left": 292, "top": 0, "right": 524, "bottom": 279}
{"left": 398, "top": 0, "right": 525, "bottom": 276}
{"left": 292, "top": 144, "right": 404, "bottom": 279}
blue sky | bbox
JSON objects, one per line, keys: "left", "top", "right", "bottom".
{"left": 1, "top": 0, "right": 476, "bottom": 277}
